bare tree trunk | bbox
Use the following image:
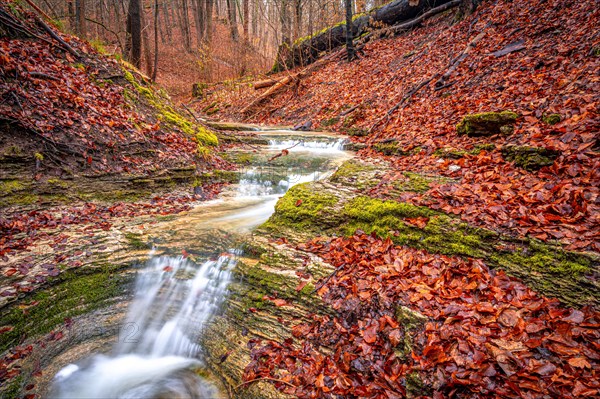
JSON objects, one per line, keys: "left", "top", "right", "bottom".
{"left": 141, "top": 0, "right": 153, "bottom": 75}
{"left": 193, "top": 0, "right": 206, "bottom": 44}
{"left": 162, "top": 0, "right": 172, "bottom": 42}
{"left": 178, "top": 0, "right": 192, "bottom": 51}
{"left": 68, "top": 1, "right": 76, "bottom": 32}
{"left": 280, "top": 0, "right": 290, "bottom": 43}
{"left": 206, "top": 0, "right": 214, "bottom": 42}
{"left": 75, "top": 0, "right": 87, "bottom": 37}
{"left": 293, "top": 0, "right": 301, "bottom": 40}
{"left": 152, "top": 0, "right": 159, "bottom": 81}
{"left": 227, "top": 0, "right": 239, "bottom": 41}
{"left": 345, "top": 0, "right": 355, "bottom": 62}
{"left": 126, "top": 0, "right": 142, "bottom": 68}
{"left": 243, "top": 0, "right": 249, "bottom": 40}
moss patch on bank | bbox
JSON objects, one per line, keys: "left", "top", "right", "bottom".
{"left": 260, "top": 177, "right": 598, "bottom": 307}
{"left": 0, "top": 263, "right": 130, "bottom": 353}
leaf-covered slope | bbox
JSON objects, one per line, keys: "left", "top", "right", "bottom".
{"left": 205, "top": 0, "right": 599, "bottom": 253}
{"left": 0, "top": 0, "right": 222, "bottom": 178}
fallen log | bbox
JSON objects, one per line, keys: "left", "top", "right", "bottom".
{"left": 272, "top": 0, "right": 454, "bottom": 72}
{"left": 242, "top": 47, "right": 347, "bottom": 114}
{"left": 253, "top": 78, "right": 282, "bottom": 90}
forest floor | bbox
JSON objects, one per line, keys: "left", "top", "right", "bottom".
{"left": 0, "top": 0, "right": 598, "bottom": 398}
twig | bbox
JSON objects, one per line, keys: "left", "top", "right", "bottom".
{"left": 234, "top": 377, "right": 297, "bottom": 391}
{"left": 312, "top": 263, "right": 346, "bottom": 293}
{"left": 434, "top": 30, "right": 487, "bottom": 89}
{"left": 35, "top": 15, "right": 81, "bottom": 58}
{"left": 268, "top": 142, "right": 300, "bottom": 162}
{"left": 28, "top": 71, "right": 59, "bottom": 81}
{"left": 85, "top": 17, "right": 124, "bottom": 54}
{"left": 369, "top": 76, "right": 435, "bottom": 132}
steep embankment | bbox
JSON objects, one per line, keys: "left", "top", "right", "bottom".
{"left": 0, "top": 2, "right": 235, "bottom": 395}
{"left": 203, "top": 0, "right": 599, "bottom": 250}
{"left": 196, "top": 0, "right": 600, "bottom": 397}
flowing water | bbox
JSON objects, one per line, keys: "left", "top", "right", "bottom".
{"left": 49, "top": 131, "right": 350, "bottom": 398}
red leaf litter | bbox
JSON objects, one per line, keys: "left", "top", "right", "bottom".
{"left": 244, "top": 233, "right": 599, "bottom": 398}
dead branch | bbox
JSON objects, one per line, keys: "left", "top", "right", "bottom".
{"left": 241, "top": 47, "right": 346, "bottom": 115}
{"left": 434, "top": 30, "right": 486, "bottom": 89}
{"left": 369, "top": 76, "right": 435, "bottom": 132}
{"left": 234, "top": 377, "right": 297, "bottom": 391}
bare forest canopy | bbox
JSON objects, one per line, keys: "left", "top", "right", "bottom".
{"left": 21, "top": 0, "right": 393, "bottom": 98}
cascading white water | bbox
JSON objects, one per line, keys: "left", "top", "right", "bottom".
{"left": 50, "top": 134, "right": 348, "bottom": 399}
{"left": 51, "top": 254, "right": 237, "bottom": 398}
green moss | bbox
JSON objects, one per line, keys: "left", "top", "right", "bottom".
{"left": 1, "top": 374, "right": 23, "bottom": 399}
{"left": 261, "top": 183, "right": 338, "bottom": 233}
{"left": 434, "top": 144, "right": 495, "bottom": 159}
{"left": 4, "top": 145, "right": 23, "bottom": 156}
{"left": 456, "top": 111, "right": 518, "bottom": 136}
{"left": 321, "top": 117, "right": 340, "bottom": 127}
{"left": 0, "top": 265, "right": 127, "bottom": 353}
{"left": 542, "top": 113, "right": 561, "bottom": 125}
{"left": 0, "top": 179, "right": 27, "bottom": 194}
{"left": 405, "top": 371, "right": 430, "bottom": 398}
{"left": 394, "top": 306, "right": 427, "bottom": 361}
{"left": 124, "top": 232, "right": 148, "bottom": 250}
{"left": 373, "top": 141, "right": 406, "bottom": 156}
{"left": 346, "top": 127, "right": 369, "bottom": 137}
{"left": 330, "top": 159, "right": 375, "bottom": 184}
{"left": 501, "top": 145, "right": 558, "bottom": 171}
{"left": 394, "top": 172, "right": 435, "bottom": 193}
{"left": 89, "top": 39, "right": 107, "bottom": 54}
{"left": 47, "top": 178, "right": 69, "bottom": 188}
{"left": 123, "top": 67, "right": 218, "bottom": 151}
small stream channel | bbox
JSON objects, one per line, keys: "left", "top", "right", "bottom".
{"left": 47, "top": 128, "right": 351, "bottom": 398}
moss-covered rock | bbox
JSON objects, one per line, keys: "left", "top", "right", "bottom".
{"left": 501, "top": 145, "right": 559, "bottom": 171}
{"left": 259, "top": 160, "right": 598, "bottom": 307}
{"left": 542, "top": 113, "right": 561, "bottom": 125}
{"left": 457, "top": 111, "right": 518, "bottom": 136}
{"left": 373, "top": 141, "right": 407, "bottom": 156}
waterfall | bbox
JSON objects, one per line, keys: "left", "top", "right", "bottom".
{"left": 50, "top": 133, "right": 348, "bottom": 398}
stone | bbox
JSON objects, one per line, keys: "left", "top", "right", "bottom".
{"left": 456, "top": 111, "right": 518, "bottom": 136}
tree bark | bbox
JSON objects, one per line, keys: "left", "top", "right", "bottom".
{"left": 75, "top": 0, "right": 86, "bottom": 37}
{"left": 227, "top": 0, "right": 239, "bottom": 41}
{"left": 152, "top": 0, "right": 159, "bottom": 81}
{"left": 345, "top": 0, "right": 355, "bottom": 62}
{"left": 126, "top": 0, "right": 142, "bottom": 68}
{"left": 273, "top": 0, "right": 454, "bottom": 71}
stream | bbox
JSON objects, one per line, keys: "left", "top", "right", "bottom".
{"left": 48, "top": 129, "right": 350, "bottom": 398}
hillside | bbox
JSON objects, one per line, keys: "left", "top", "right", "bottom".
{"left": 203, "top": 0, "right": 599, "bottom": 253}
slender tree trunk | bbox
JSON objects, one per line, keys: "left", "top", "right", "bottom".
{"left": 293, "top": 0, "right": 301, "bottom": 40}
{"left": 75, "top": 0, "right": 87, "bottom": 37}
{"left": 152, "top": 0, "right": 159, "bottom": 81}
{"left": 206, "top": 0, "right": 214, "bottom": 42}
{"left": 68, "top": 1, "right": 76, "bottom": 32}
{"left": 345, "top": 0, "right": 355, "bottom": 61}
{"left": 227, "top": 0, "right": 239, "bottom": 41}
{"left": 243, "top": 0, "right": 249, "bottom": 41}
{"left": 181, "top": 0, "right": 193, "bottom": 51}
{"left": 162, "top": 0, "right": 172, "bottom": 42}
{"left": 141, "top": 1, "right": 153, "bottom": 75}
{"left": 126, "top": 0, "right": 142, "bottom": 68}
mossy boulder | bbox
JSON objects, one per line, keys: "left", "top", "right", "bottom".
{"left": 542, "top": 113, "right": 561, "bottom": 125}
{"left": 457, "top": 111, "right": 518, "bottom": 136}
{"left": 501, "top": 145, "right": 559, "bottom": 171}
{"left": 373, "top": 140, "right": 407, "bottom": 156}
